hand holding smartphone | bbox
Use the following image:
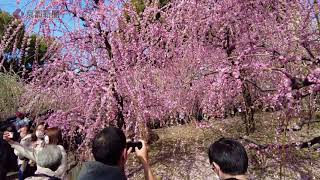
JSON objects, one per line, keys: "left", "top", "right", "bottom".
{"left": 3, "top": 131, "right": 14, "bottom": 140}
{"left": 126, "top": 141, "right": 143, "bottom": 152}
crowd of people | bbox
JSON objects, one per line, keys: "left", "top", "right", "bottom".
{"left": 0, "top": 112, "right": 249, "bottom": 180}
{"left": 0, "top": 112, "right": 67, "bottom": 180}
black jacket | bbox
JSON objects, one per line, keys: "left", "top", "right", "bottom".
{"left": 0, "top": 137, "right": 18, "bottom": 178}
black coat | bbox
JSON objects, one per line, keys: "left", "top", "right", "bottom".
{"left": 0, "top": 133, "right": 18, "bottom": 178}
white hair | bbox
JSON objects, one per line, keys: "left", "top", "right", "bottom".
{"left": 35, "top": 145, "right": 62, "bottom": 169}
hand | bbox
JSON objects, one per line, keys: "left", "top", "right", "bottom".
{"left": 135, "top": 140, "right": 149, "bottom": 164}
{"left": 135, "top": 140, "right": 155, "bottom": 180}
{"left": 3, "top": 131, "right": 14, "bottom": 143}
{"left": 126, "top": 139, "right": 133, "bottom": 156}
{"left": 127, "top": 147, "right": 133, "bottom": 156}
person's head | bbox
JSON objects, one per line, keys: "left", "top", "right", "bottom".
{"left": 16, "top": 112, "right": 25, "bottom": 119}
{"left": 92, "top": 127, "right": 127, "bottom": 167}
{"left": 35, "top": 145, "right": 62, "bottom": 171}
{"left": 45, "top": 127, "right": 63, "bottom": 145}
{"left": 208, "top": 138, "right": 248, "bottom": 180}
{"left": 18, "top": 125, "right": 30, "bottom": 138}
{"left": 35, "top": 122, "right": 46, "bottom": 140}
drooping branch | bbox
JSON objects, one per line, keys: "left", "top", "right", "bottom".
{"left": 64, "top": 3, "right": 87, "bottom": 23}
{"left": 64, "top": 2, "right": 113, "bottom": 58}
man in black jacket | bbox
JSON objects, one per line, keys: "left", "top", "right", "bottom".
{"left": 77, "top": 127, "right": 155, "bottom": 180}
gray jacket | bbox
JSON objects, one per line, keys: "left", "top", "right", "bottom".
{"left": 77, "top": 161, "right": 126, "bottom": 180}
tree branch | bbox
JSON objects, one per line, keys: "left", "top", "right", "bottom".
{"left": 272, "top": 68, "right": 317, "bottom": 90}
{"left": 301, "top": 41, "right": 316, "bottom": 59}
{"left": 238, "top": 136, "right": 320, "bottom": 150}
{"left": 245, "top": 79, "right": 277, "bottom": 92}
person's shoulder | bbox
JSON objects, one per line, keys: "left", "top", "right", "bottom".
{"left": 78, "top": 161, "right": 126, "bottom": 180}
{"left": 22, "top": 134, "right": 33, "bottom": 141}
{"left": 56, "top": 145, "right": 67, "bottom": 155}
{"left": 56, "top": 145, "right": 65, "bottom": 151}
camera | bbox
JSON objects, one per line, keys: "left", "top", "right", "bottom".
{"left": 126, "top": 141, "right": 143, "bottom": 152}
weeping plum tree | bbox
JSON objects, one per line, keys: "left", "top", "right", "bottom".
{"left": 121, "top": 0, "right": 320, "bottom": 133}
{"left": 6, "top": 0, "right": 319, "bottom": 154}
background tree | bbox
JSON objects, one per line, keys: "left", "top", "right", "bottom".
{"left": 0, "top": 10, "right": 50, "bottom": 79}
{"left": 0, "top": 73, "right": 24, "bottom": 120}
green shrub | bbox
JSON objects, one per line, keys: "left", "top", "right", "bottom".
{"left": 0, "top": 73, "right": 24, "bottom": 120}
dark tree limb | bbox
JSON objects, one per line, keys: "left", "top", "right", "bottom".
{"left": 64, "top": 3, "right": 87, "bottom": 23}
{"left": 238, "top": 135, "right": 320, "bottom": 150}
{"left": 299, "top": 136, "right": 320, "bottom": 148}
{"left": 301, "top": 41, "right": 316, "bottom": 59}
{"left": 272, "top": 68, "right": 316, "bottom": 90}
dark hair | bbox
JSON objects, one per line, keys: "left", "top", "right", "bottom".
{"left": 16, "top": 112, "right": 25, "bottom": 119}
{"left": 208, "top": 138, "right": 248, "bottom": 175}
{"left": 46, "top": 127, "right": 63, "bottom": 145}
{"left": 20, "top": 123, "right": 30, "bottom": 131}
{"left": 92, "top": 127, "right": 126, "bottom": 166}
{"left": 31, "top": 122, "right": 47, "bottom": 142}
{"left": 36, "top": 122, "right": 47, "bottom": 129}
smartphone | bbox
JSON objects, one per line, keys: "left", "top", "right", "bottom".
{"left": 126, "top": 141, "right": 143, "bottom": 152}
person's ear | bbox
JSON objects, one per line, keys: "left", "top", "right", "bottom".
{"left": 123, "top": 148, "right": 128, "bottom": 161}
{"left": 212, "top": 162, "right": 221, "bottom": 176}
{"left": 118, "top": 148, "right": 128, "bottom": 168}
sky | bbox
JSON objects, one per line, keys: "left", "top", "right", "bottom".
{"left": 0, "top": 1, "right": 20, "bottom": 14}
{"left": 0, "top": 0, "right": 76, "bottom": 37}
{"left": 1, "top": 0, "right": 127, "bottom": 37}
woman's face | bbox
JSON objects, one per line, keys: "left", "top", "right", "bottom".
{"left": 37, "top": 125, "right": 45, "bottom": 131}
{"left": 36, "top": 125, "right": 45, "bottom": 139}
{"left": 19, "top": 126, "right": 28, "bottom": 137}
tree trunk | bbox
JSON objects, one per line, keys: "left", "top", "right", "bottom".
{"left": 191, "top": 97, "right": 203, "bottom": 122}
{"left": 241, "top": 81, "right": 255, "bottom": 135}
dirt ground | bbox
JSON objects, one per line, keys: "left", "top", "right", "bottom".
{"left": 126, "top": 112, "right": 320, "bottom": 180}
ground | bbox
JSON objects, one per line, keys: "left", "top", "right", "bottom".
{"left": 125, "top": 112, "right": 320, "bottom": 180}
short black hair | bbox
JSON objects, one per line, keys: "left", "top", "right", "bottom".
{"left": 92, "top": 127, "right": 126, "bottom": 166}
{"left": 208, "top": 138, "right": 248, "bottom": 175}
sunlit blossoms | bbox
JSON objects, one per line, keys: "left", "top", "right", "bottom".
{"left": 5, "top": 0, "right": 319, "bottom": 154}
